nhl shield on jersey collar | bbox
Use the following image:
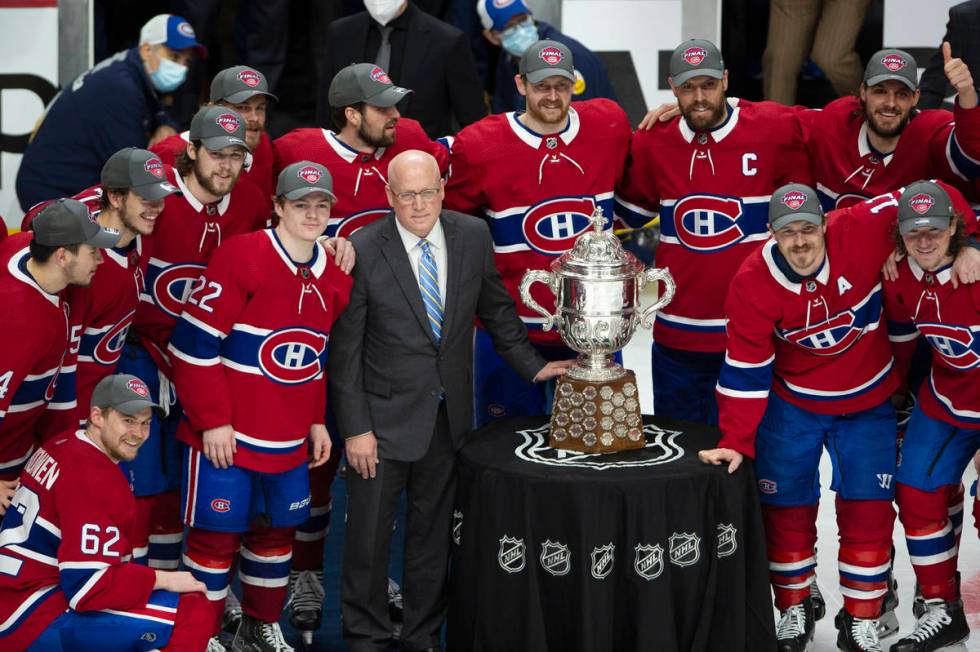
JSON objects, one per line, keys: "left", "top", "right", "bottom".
{"left": 906, "top": 256, "right": 953, "bottom": 285}
{"left": 507, "top": 107, "right": 581, "bottom": 149}
{"left": 677, "top": 99, "right": 740, "bottom": 144}
{"left": 174, "top": 170, "right": 231, "bottom": 216}
{"left": 324, "top": 129, "right": 386, "bottom": 164}
{"left": 762, "top": 240, "right": 831, "bottom": 295}
{"left": 264, "top": 229, "right": 328, "bottom": 279}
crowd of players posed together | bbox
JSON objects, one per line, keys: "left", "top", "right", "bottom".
{"left": 1, "top": 6, "right": 980, "bottom": 652}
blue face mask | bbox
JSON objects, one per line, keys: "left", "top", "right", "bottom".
{"left": 149, "top": 56, "right": 188, "bottom": 93}
{"left": 500, "top": 19, "right": 539, "bottom": 58}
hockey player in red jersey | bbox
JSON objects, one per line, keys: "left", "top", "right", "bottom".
{"left": 883, "top": 182, "right": 980, "bottom": 651}
{"left": 615, "top": 39, "right": 813, "bottom": 426}
{"left": 444, "top": 40, "right": 632, "bottom": 426}
{"left": 700, "top": 183, "right": 980, "bottom": 652}
{"left": 0, "top": 373, "right": 212, "bottom": 651}
{"left": 168, "top": 161, "right": 352, "bottom": 651}
{"left": 273, "top": 62, "right": 449, "bottom": 239}
{"left": 0, "top": 200, "right": 118, "bottom": 515}
{"left": 152, "top": 65, "right": 277, "bottom": 211}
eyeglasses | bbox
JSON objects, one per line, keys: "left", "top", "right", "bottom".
{"left": 391, "top": 187, "right": 441, "bottom": 205}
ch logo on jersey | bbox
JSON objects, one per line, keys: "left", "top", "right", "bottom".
{"left": 257, "top": 328, "right": 328, "bottom": 385}
{"left": 918, "top": 323, "right": 980, "bottom": 370}
{"left": 93, "top": 311, "right": 135, "bottom": 365}
{"left": 334, "top": 209, "right": 390, "bottom": 238}
{"left": 522, "top": 197, "right": 597, "bottom": 255}
{"left": 152, "top": 263, "right": 206, "bottom": 317}
{"left": 881, "top": 54, "right": 907, "bottom": 72}
{"left": 211, "top": 498, "right": 231, "bottom": 513}
{"left": 44, "top": 369, "right": 60, "bottom": 402}
{"left": 238, "top": 69, "right": 261, "bottom": 87}
{"left": 672, "top": 195, "right": 746, "bottom": 251}
{"left": 780, "top": 311, "right": 865, "bottom": 355}
{"left": 683, "top": 47, "right": 707, "bottom": 66}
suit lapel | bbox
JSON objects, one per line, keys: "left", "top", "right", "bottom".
{"left": 379, "top": 215, "right": 438, "bottom": 347}
{"left": 440, "top": 213, "right": 463, "bottom": 348}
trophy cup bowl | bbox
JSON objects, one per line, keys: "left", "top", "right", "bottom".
{"left": 519, "top": 208, "right": 675, "bottom": 453}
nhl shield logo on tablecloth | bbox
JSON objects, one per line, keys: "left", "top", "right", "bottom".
{"left": 781, "top": 190, "right": 807, "bottom": 210}
{"left": 452, "top": 510, "right": 463, "bottom": 545}
{"left": 216, "top": 113, "right": 241, "bottom": 134}
{"left": 590, "top": 543, "right": 615, "bottom": 579}
{"left": 498, "top": 535, "right": 525, "bottom": 573}
{"left": 634, "top": 543, "right": 664, "bottom": 580}
{"left": 908, "top": 193, "right": 935, "bottom": 215}
{"left": 716, "top": 523, "right": 737, "bottom": 558}
{"left": 539, "top": 540, "right": 571, "bottom": 576}
{"left": 683, "top": 47, "right": 707, "bottom": 66}
{"left": 669, "top": 532, "right": 701, "bottom": 567}
{"left": 881, "top": 54, "right": 907, "bottom": 72}
{"left": 298, "top": 166, "right": 323, "bottom": 184}
{"left": 539, "top": 47, "right": 564, "bottom": 66}
{"left": 238, "top": 69, "right": 261, "bottom": 87}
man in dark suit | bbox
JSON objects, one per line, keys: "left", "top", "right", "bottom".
{"left": 919, "top": 0, "right": 980, "bottom": 109}
{"left": 329, "top": 149, "right": 570, "bottom": 651}
{"left": 316, "top": 0, "right": 487, "bottom": 138}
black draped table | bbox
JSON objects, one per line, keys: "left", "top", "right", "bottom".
{"left": 447, "top": 416, "right": 776, "bottom": 652}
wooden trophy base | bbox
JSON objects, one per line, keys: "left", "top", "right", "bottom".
{"left": 548, "top": 370, "right": 645, "bottom": 453}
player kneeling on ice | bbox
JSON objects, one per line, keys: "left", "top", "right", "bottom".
{"left": 168, "top": 161, "right": 354, "bottom": 652}
{"left": 0, "top": 374, "right": 213, "bottom": 651}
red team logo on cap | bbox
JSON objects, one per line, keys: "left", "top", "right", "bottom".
{"left": 881, "top": 54, "right": 907, "bottom": 71}
{"left": 127, "top": 378, "right": 150, "bottom": 397}
{"left": 298, "top": 166, "right": 322, "bottom": 184}
{"left": 370, "top": 67, "right": 391, "bottom": 84}
{"left": 683, "top": 47, "right": 707, "bottom": 66}
{"left": 781, "top": 191, "right": 808, "bottom": 210}
{"left": 908, "top": 193, "right": 935, "bottom": 215}
{"left": 216, "top": 113, "right": 240, "bottom": 134}
{"left": 177, "top": 21, "right": 196, "bottom": 38}
{"left": 238, "top": 69, "right": 261, "bottom": 87}
{"left": 539, "top": 47, "right": 564, "bottom": 65}
{"left": 144, "top": 158, "right": 164, "bottom": 178}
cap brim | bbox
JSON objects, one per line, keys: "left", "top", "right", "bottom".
{"left": 899, "top": 216, "right": 951, "bottom": 234}
{"left": 201, "top": 135, "right": 251, "bottom": 152}
{"left": 283, "top": 187, "right": 337, "bottom": 202}
{"left": 113, "top": 397, "right": 163, "bottom": 416}
{"left": 85, "top": 228, "right": 122, "bottom": 249}
{"left": 133, "top": 180, "right": 181, "bottom": 201}
{"left": 525, "top": 68, "right": 576, "bottom": 84}
{"left": 365, "top": 85, "right": 413, "bottom": 107}
{"left": 222, "top": 88, "right": 279, "bottom": 104}
{"left": 670, "top": 68, "right": 724, "bottom": 86}
{"left": 770, "top": 213, "right": 823, "bottom": 231}
{"left": 865, "top": 73, "right": 916, "bottom": 90}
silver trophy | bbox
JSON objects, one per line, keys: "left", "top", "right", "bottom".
{"left": 519, "top": 208, "right": 675, "bottom": 452}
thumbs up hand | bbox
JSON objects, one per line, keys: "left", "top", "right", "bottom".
{"left": 943, "top": 41, "right": 978, "bottom": 109}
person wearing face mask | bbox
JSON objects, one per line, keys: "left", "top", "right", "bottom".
{"left": 476, "top": 0, "right": 616, "bottom": 114}
{"left": 316, "top": 0, "right": 486, "bottom": 138}
{"left": 15, "top": 14, "right": 205, "bottom": 213}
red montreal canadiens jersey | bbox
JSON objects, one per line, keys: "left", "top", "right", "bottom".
{"left": 799, "top": 97, "right": 980, "bottom": 210}
{"left": 134, "top": 169, "right": 267, "bottom": 378}
{"left": 444, "top": 100, "right": 632, "bottom": 346}
{"left": 169, "top": 230, "right": 353, "bottom": 473}
{"left": 615, "top": 99, "right": 813, "bottom": 353}
{"left": 885, "top": 259, "right": 980, "bottom": 429}
{"left": 272, "top": 119, "right": 449, "bottom": 238}
{"left": 0, "top": 431, "right": 157, "bottom": 649}
{"left": 0, "top": 238, "right": 70, "bottom": 477}
{"left": 151, "top": 130, "right": 275, "bottom": 212}
{"left": 715, "top": 193, "right": 917, "bottom": 458}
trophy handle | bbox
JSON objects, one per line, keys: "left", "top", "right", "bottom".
{"left": 519, "top": 270, "right": 559, "bottom": 332}
{"left": 638, "top": 267, "right": 676, "bottom": 329}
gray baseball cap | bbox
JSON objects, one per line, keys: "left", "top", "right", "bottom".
{"left": 898, "top": 181, "right": 954, "bottom": 234}
{"left": 33, "top": 199, "right": 121, "bottom": 248}
{"left": 210, "top": 65, "right": 278, "bottom": 104}
{"left": 328, "top": 63, "right": 413, "bottom": 108}
{"left": 520, "top": 40, "right": 575, "bottom": 84}
{"left": 864, "top": 49, "right": 918, "bottom": 90}
{"left": 276, "top": 161, "right": 337, "bottom": 201}
{"left": 670, "top": 39, "right": 724, "bottom": 86}
{"left": 769, "top": 183, "right": 824, "bottom": 231}
{"left": 91, "top": 374, "right": 161, "bottom": 415}
{"left": 189, "top": 106, "right": 250, "bottom": 152}
{"left": 101, "top": 148, "right": 181, "bottom": 201}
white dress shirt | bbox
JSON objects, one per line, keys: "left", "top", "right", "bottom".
{"left": 394, "top": 216, "right": 448, "bottom": 305}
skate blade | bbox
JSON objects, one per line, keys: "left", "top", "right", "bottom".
{"left": 876, "top": 610, "right": 899, "bottom": 638}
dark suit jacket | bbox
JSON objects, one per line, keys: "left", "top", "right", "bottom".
{"left": 329, "top": 210, "right": 546, "bottom": 461}
{"left": 919, "top": 0, "right": 980, "bottom": 109}
{"left": 316, "top": 3, "right": 487, "bottom": 137}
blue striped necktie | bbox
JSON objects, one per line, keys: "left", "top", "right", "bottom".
{"left": 418, "top": 239, "right": 443, "bottom": 343}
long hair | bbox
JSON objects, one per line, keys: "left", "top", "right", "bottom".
{"left": 893, "top": 211, "right": 965, "bottom": 260}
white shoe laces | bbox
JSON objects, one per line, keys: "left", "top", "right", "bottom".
{"left": 850, "top": 617, "right": 882, "bottom": 651}
{"left": 289, "top": 570, "right": 325, "bottom": 612}
{"left": 207, "top": 636, "right": 227, "bottom": 652}
{"left": 776, "top": 603, "right": 807, "bottom": 640}
{"left": 258, "top": 621, "right": 294, "bottom": 652}
{"left": 908, "top": 599, "right": 953, "bottom": 642}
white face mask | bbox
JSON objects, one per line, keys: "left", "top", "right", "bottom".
{"left": 364, "top": 0, "right": 404, "bottom": 25}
